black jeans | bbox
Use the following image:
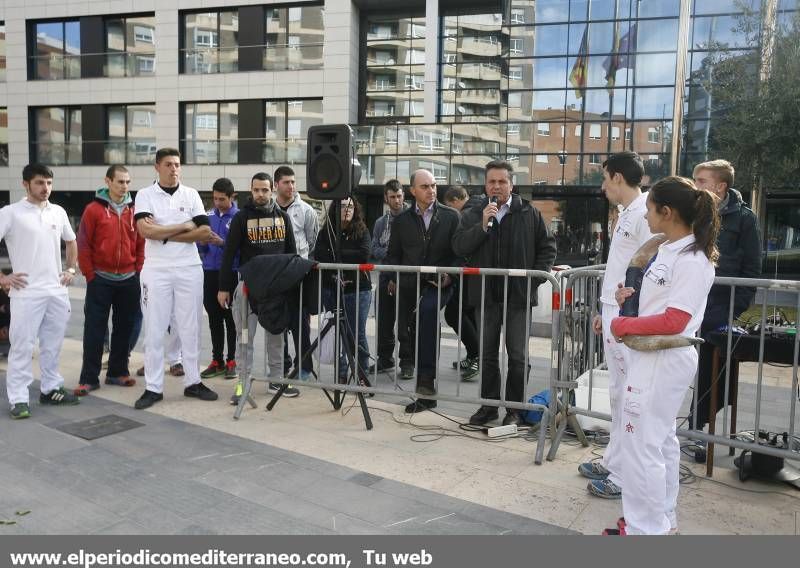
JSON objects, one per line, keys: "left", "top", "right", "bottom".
{"left": 397, "top": 285, "right": 453, "bottom": 381}
{"left": 203, "top": 270, "right": 237, "bottom": 363}
{"left": 376, "top": 278, "right": 414, "bottom": 364}
{"left": 476, "top": 302, "right": 530, "bottom": 403}
{"left": 443, "top": 280, "right": 479, "bottom": 360}
{"left": 80, "top": 274, "right": 140, "bottom": 385}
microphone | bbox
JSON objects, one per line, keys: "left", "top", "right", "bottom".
{"left": 487, "top": 196, "right": 498, "bottom": 230}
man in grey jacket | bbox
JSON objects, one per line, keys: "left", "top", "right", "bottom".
{"left": 275, "top": 165, "right": 318, "bottom": 379}
{"left": 370, "top": 179, "right": 408, "bottom": 373}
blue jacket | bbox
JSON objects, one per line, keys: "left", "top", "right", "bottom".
{"left": 198, "top": 204, "right": 239, "bottom": 271}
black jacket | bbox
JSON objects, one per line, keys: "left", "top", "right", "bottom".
{"left": 219, "top": 199, "right": 296, "bottom": 293}
{"left": 702, "top": 188, "right": 762, "bottom": 332}
{"left": 385, "top": 202, "right": 461, "bottom": 290}
{"left": 453, "top": 194, "right": 557, "bottom": 306}
{"left": 315, "top": 225, "right": 373, "bottom": 294}
{"left": 239, "top": 254, "right": 315, "bottom": 335}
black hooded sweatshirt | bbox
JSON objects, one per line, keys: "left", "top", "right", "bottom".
{"left": 219, "top": 198, "right": 296, "bottom": 293}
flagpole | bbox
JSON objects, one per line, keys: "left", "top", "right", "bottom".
{"left": 577, "top": 0, "right": 590, "bottom": 185}
{"left": 607, "top": 0, "right": 620, "bottom": 156}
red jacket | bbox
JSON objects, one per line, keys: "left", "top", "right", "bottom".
{"left": 78, "top": 190, "right": 144, "bottom": 282}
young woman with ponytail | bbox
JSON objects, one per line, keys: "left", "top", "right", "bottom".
{"left": 605, "top": 176, "right": 720, "bottom": 535}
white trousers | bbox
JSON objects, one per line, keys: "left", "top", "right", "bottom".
{"left": 232, "top": 281, "right": 283, "bottom": 379}
{"left": 165, "top": 316, "right": 182, "bottom": 365}
{"left": 140, "top": 265, "right": 203, "bottom": 392}
{"left": 6, "top": 294, "right": 71, "bottom": 405}
{"left": 600, "top": 302, "right": 629, "bottom": 487}
{"left": 620, "top": 347, "right": 697, "bottom": 535}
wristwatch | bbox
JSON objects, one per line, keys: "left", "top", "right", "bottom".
{"left": 66, "top": 267, "right": 77, "bottom": 275}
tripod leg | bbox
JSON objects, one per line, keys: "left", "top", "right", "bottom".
{"left": 356, "top": 392, "right": 373, "bottom": 430}
{"left": 265, "top": 383, "right": 285, "bottom": 411}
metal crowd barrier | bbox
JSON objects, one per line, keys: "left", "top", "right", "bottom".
{"left": 553, "top": 265, "right": 800, "bottom": 474}
{"left": 231, "top": 262, "right": 561, "bottom": 465}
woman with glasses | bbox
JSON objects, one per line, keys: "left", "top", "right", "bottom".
{"left": 314, "top": 198, "right": 373, "bottom": 384}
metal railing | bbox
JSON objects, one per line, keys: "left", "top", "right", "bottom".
{"left": 552, "top": 265, "right": 800, "bottom": 471}
{"left": 181, "top": 43, "right": 323, "bottom": 74}
{"left": 28, "top": 52, "right": 156, "bottom": 79}
{"left": 180, "top": 137, "right": 308, "bottom": 165}
{"left": 231, "top": 262, "right": 560, "bottom": 465}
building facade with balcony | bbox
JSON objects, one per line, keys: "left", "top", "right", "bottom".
{"left": 0, "top": 0, "right": 797, "bottom": 272}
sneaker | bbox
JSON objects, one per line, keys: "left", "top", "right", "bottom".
{"left": 10, "top": 403, "right": 31, "bottom": 420}
{"left": 230, "top": 382, "right": 243, "bottom": 405}
{"left": 368, "top": 358, "right": 395, "bottom": 373}
{"left": 588, "top": 478, "right": 622, "bottom": 499}
{"left": 299, "top": 369, "right": 312, "bottom": 381}
{"left": 39, "top": 387, "right": 80, "bottom": 406}
{"left": 184, "top": 382, "right": 218, "bottom": 401}
{"left": 136, "top": 366, "right": 145, "bottom": 377}
{"left": 224, "top": 360, "right": 238, "bottom": 380}
{"left": 578, "top": 461, "right": 611, "bottom": 480}
{"left": 169, "top": 363, "right": 185, "bottom": 377}
{"left": 452, "top": 357, "right": 474, "bottom": 370}
{"left": 134, "top": 390, "right": 163, "bottom": 409}
{"left": 400, "top": 366, "right": 415, "bottom": 380}
{"left": 269, "top": 383, "right": 299, "bottom": 398}
{"left": 200, "top": 360, "right": 225, "bottom": 379}
{"left": 460, "top": 357, "right": 479, "bottom": 381}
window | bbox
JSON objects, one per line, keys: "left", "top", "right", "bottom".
{"left": 575, "top": 125, "right": 582, "bottom": 136}
{"left": 589, "top": 124, "right": 602, "bottom": 139}
{"left": 537, "top": 123, "right": 550, "bottom": 136}
{"left": 31, "top": 106, "right": 82, "bottom": 165}
{"left": 510, "top": 9, "right": 525, "bottom": 24}
{"left": 536, "top": 155, "right": 549, "bottom": 163}
{"left": 183, "top": 98, "right": 321, "bottom": 164}
{"left": 106, "top": 15, "right": 156, "bottom": 78}
{"left": 0, "top": 107, "right": 7, "bottom": 166}
{"left": 0, "top": 22, "right": 6, "bottom": 82}
{"left": 31, "top": 20, "right": 81, "bottom": 80}
{"left": 611, "top": 126, "right": 620, "bottom": 140}
{"left": 648, "top": 127, "right": 661, "bottom": 143}
{"left": 510, "top": 38, "right": 524, "bottom": 54}
{"left": 183, "top": 10, "right": 238, "bottom": 73}
{"left": 625, "top": 128, "right": 631, "bottom": 141}
{"left": 589, "top": 153, "right": 602, "bottom": 165}
{"left": 106, "top": 104, "right": 157, "bottom": 164}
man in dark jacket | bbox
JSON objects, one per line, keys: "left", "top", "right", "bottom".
{"left": 386, "top": 169, "right": 460, "bottom": 413}
{"left": 76, "top": 165, "right": 144, "bottom": 395}
{"left": 691, "top": 159, "right": 762, "bottom": 431}
{"left": 198, "top": 177, "right": 239, "bottom": 380}
{"left": 453, "top": 160, "right": 557, "bottom": 427}
{"left": 218, "top": 172, "right": 298, "bottom": 402}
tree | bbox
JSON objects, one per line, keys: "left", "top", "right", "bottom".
{"left": 692, "top": 8, "right": 800, "bottom": 193}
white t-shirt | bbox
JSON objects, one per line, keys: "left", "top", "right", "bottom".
{"left": 639, "top": 234, "right": 715, "bottom": 338}
{"left": 0, "top": 199, "right": 76, "bottom": 298}
{"left": 600, "top": 192, "right": 653, "bottom": 305}
{"left": 134, "top": 182, "right": 205, "bottom": 268}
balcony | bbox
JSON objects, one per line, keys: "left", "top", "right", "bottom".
{"left": 181, "top": 43, "right": 323, "bottom": 74}
{"left": 29, "top": 51, "right": 156, "bottom": 80}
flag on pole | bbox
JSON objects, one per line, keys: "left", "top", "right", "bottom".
{"left": 569, "top": 27, "right": 589, "bottom": 99}
{"left": 603, "top": 23, "right": 637, "bottom": 93}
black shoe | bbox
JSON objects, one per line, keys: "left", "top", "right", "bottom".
{"left": 368, "top": 358, "right": 395, "bottom": 373}
{"left": 469, "top": 405, "right": 499, "bottom": 426}
{"left": 135, "top": 390, "right": 163, "bottom": 409}
{"left": 400, "top": 366, "right": 415, "bottom": 380}
{"left": 502, "top": 409, "right": 527, "bottom": 427}
{"left": 39, "top": 387, "right": 80, "bottom": 406}
{"left": 405, "top": 399, "right": 437, "bottom": 413}
{"left": 184, "top": 382, "right": 219, "bottom": 401}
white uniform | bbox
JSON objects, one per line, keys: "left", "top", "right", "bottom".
{"left": 135, "top": 182, "right": 206, "bottom": 393}
{"left": 0, "top": 199, "right": 75, "bottom": 405}
{"left": 599, "top": 193, "right": 652, "bottom": 486}
{"left": 619, "top": 234, "right": 714, "bottom": 535}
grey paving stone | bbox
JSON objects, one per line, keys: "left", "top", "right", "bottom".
{"left": 92, "top": 519, "right": 152, "bottom": 535}
{"left": 348, "top": 472, "right": 384, "bottom": 487}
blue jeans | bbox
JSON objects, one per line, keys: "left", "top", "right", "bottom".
{"left": 322, "top": 288, "right": 371, "bottom": 379}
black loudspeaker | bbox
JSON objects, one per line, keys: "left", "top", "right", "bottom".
{"left": 306, "top": 124, "right": 362, "bottom": 200}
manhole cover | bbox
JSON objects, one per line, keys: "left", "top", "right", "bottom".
{"left": 54, "top": 414, "right": 144, "bottom": 440}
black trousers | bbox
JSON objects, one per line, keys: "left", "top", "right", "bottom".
{"left": 203, "top": 270, "right": 237, "bottom": 363}
{"left": 689, "top": 341, "right": 738, "bottom": 430}
{"left": 285, "top": 305, "right": 313, "bottom": 373}
{"left": 443, "top": 281, "right": 479, "bottom": 360}
{"left": 376, "top": 278, "right": 414, "bottom": 364}
{"left": 80, "top": 274, "right": 140, "bottom": 385}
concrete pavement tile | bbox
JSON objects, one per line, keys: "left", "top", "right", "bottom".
{"left": 445, "top": 468, "right": 588, "bottom": 528}
{"left": 0, "top": 420, "right": 90, "bottom": 458}
{"left": 92, "top": 519, "right": 152, "bottom": 535}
